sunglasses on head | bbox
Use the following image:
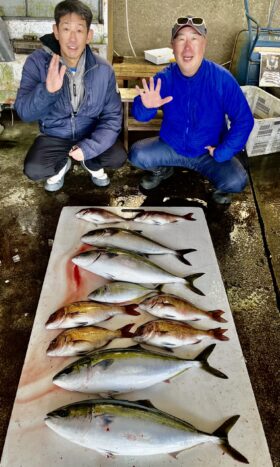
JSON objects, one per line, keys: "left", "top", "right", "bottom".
{"left": 176, "top": 17, "right": 205, "bottom": 27}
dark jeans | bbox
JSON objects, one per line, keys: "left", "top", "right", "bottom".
{"left": 129, "top": 136, "right": 248, "bottom": 193}
{"left": 24, "top": 135, "right": 127, "bottom": 181}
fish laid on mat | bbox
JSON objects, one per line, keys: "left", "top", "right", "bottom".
{"left": 76, "top": 208, "right": 125, "bottom": 224}
{"left": 88, "top": 282, "right": 160, "bottom": 304}
{"left": 136, "top": 294, "right": 227, "bottom": 322}
{"left": 53, "top": 344, "right": 227, "bottom": 394}
{"left": 128, "top": 209, "right": 196, "bottom": 225}
{"left": 81, "top": 227, "right": 196, "bottom": 266}
{"left": 45, "top": 301, "right": 139, "bottom": 329}
{"left": 46, "top": 324, "right": 133, "bottom": 357}
{"left": 45, "top": 399, "right": 248, "bottom": 463}
{"left": 72, "top": 248, "right": 205, "bottom": 296}
{"left": 133, "top": 319, "right": 229, "bottom": 348}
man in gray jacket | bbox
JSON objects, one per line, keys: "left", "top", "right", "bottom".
{"left": 15, "top": 0, "right": 126, "bottom": 192}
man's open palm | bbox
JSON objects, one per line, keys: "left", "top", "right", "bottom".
{"left": 46, "top": 54, "right": 66, "bottom": 93}
{"left": 136, "top": 77, "right": 173, "bottom": 108}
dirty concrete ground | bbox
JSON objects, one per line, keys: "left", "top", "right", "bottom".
{"left": 0, "top": 113, "right": 279, "bottom": 466}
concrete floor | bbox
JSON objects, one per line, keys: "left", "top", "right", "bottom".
{"left": 0, "top": 114, "right": 279, "bottom": 466}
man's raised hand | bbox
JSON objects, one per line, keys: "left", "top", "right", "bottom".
{"left": 135, "top": 77, "right": 173, "bottom": 109}
{"left": 46, "top": 54, "right": 67, "bottom": 93}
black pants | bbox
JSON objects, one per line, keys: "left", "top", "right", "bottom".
{"left": 24, "top": 135, "right": 127, "bottom": 181}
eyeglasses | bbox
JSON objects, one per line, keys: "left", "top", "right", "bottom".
{"left": 176, "top": 17, "right": 205, "bottom": 27}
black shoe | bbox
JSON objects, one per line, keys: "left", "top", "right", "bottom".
{"left": 211, "top": 190, "right": 232, "bottom": 205}
{"left": 140, "top": 167, "right": 174, "bottom": 190}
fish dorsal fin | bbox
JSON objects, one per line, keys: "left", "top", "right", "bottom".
{"left": 129, "top": 343, "right": 143, "bottom": 350}
{"left": 135, "top": 399, "right": 157, "bottom": 409}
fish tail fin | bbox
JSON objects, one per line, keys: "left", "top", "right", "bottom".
{"left": 212, "top": 327, "right": 229, "bottom": 341}
{"left": 208, "top": 309, "right": 227, "bottom": 323}
{"left": 125, "top": 305, "right": 141, "bottom": 316}
{"left": 184, "top": 273, "right": 205, "bottom": 296}
{"left": 195, "top": 344, "right": 228, "bottom": 379}
{"left": 183, "top": 213, "right": 196, "bottom": 221}
{"left": 120, "top": 323, "right": 134, "bottom": 338}
{"left": 175, "top": 248, "right": 197, "bottom": 266}
{"left": 213, "top": 415, "right": 249, "bottom": 464}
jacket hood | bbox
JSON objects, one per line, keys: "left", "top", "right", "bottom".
{"left": 40, "top": 33, "right": 60, "bottom": 55}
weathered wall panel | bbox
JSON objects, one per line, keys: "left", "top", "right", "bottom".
{"left": 0, "top": 0, "right": 99, "bottom": 19}
{"left": 113, "top": 0, "right": 280, "bottom": 64}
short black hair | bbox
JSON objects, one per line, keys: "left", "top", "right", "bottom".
{"left": 54, "top": 0, "right": 93, "bottom": 31}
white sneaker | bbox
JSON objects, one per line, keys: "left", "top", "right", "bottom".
{"left": 81, "top": 163, "right": 110, "bottom": 187}
{"left": 44, "top": 159, "right": 72, "bottom": 192}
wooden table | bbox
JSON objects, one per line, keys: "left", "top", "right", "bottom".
{"left": 113, "top": 57, "right": 169, "bottom": 149}
{"left": 119, "top": 87, "right": 162, "bottom": 151}
{"left": 113, "top": 56, "right": 167, "bottom": 86}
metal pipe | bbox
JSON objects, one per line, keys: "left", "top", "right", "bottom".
{"left": 267, "top": 0, "right": 280, "bottom": 28}
{"left": 98, "top": 0, "right": 104, "bottom": 25}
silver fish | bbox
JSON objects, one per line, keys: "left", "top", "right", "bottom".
{"left": 129, "top": 210, "right": 196, "bottom": 225}
{"left": 81, "top": 227, "right": 196, "bottom": 266}
{"left": 136, "top": 294, "right": 227, "bottom": 322}
{"left": 76, "top": 208, "right": 125, "bottom": 224}
{"left": 45, "top": 399, "right": 248, "bottom": 463}
{"left": 133, "top": 319, "right": 229, "bottom": 348}
{"left": 45, "top": 301, "right": 140, "bottom": 329}
{"left": 46, "top": 324, "right": 133, "bottom": 357}
{"left": 72, "top": 248, "right": 205, "bottom": 296}
{"left": 88, "top": 282, "right": 160, "bottom": 304}
{"left": 53, "top": 344, "right": 227, "bottom": 394}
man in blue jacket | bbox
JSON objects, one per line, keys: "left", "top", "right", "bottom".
{"left": 15, "top": 0, "right": 126, "bottom": 192}
{"left": 129, "top": 16, "right": 254, "bottom": 204}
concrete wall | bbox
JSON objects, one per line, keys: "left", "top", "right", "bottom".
{"left": 113, "top": 0, "right": 280, "bottom": 64}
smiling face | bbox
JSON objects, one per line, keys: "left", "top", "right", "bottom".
{"left": 53, "top": 12, "right": 93, "bottom": 67}
{"left": 172, "top": 26, "right": 206, "bottom": 77}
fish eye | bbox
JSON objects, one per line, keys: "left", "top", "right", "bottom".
{"left": 56, "top": 408, "right": 69, "bottom": 418}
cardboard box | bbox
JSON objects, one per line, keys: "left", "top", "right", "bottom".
{"left": 242, "top": 85, "right": 280, "bottom": 156}
{"left": 144, "top": 47, "right": 175, "bottom": 65}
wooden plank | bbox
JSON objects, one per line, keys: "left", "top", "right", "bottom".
{"left": 107, "top": 0, "right": 113, "bottom": 63}
{"left": 127, "top": 117, "right": 162, "bottom": 130}
{"left": 119, "top": 87, "right": 138, "bottom": 102}
{"left": 120, "top": 88, "right": 162, "bottom": 149}
{"left": 113, "top": 57, "right": 166, "bottom": 80}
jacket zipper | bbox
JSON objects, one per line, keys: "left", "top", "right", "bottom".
{"left": 72, "top": 84, "right": 78, "bottom": 139}
{"left": 185, "top": 89, "right": 190, "bottom": 152}
{"left": 76, "top": 64, "right": 98, "bottom": 114}
{"left": 66, "top": 78, "right": 76, "bottom": 140}
{"left": 69, "top": 64, "right": 99, "bottom": 139}
{"left": 71, "top": 112, "right": 77, "bottom": 140}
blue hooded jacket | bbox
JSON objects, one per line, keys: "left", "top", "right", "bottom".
{"left": 132, "top": 59, "right": 254, "bottom": 162}
{"left": 15, "top": 35, "right": 122, "bottom": 161}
